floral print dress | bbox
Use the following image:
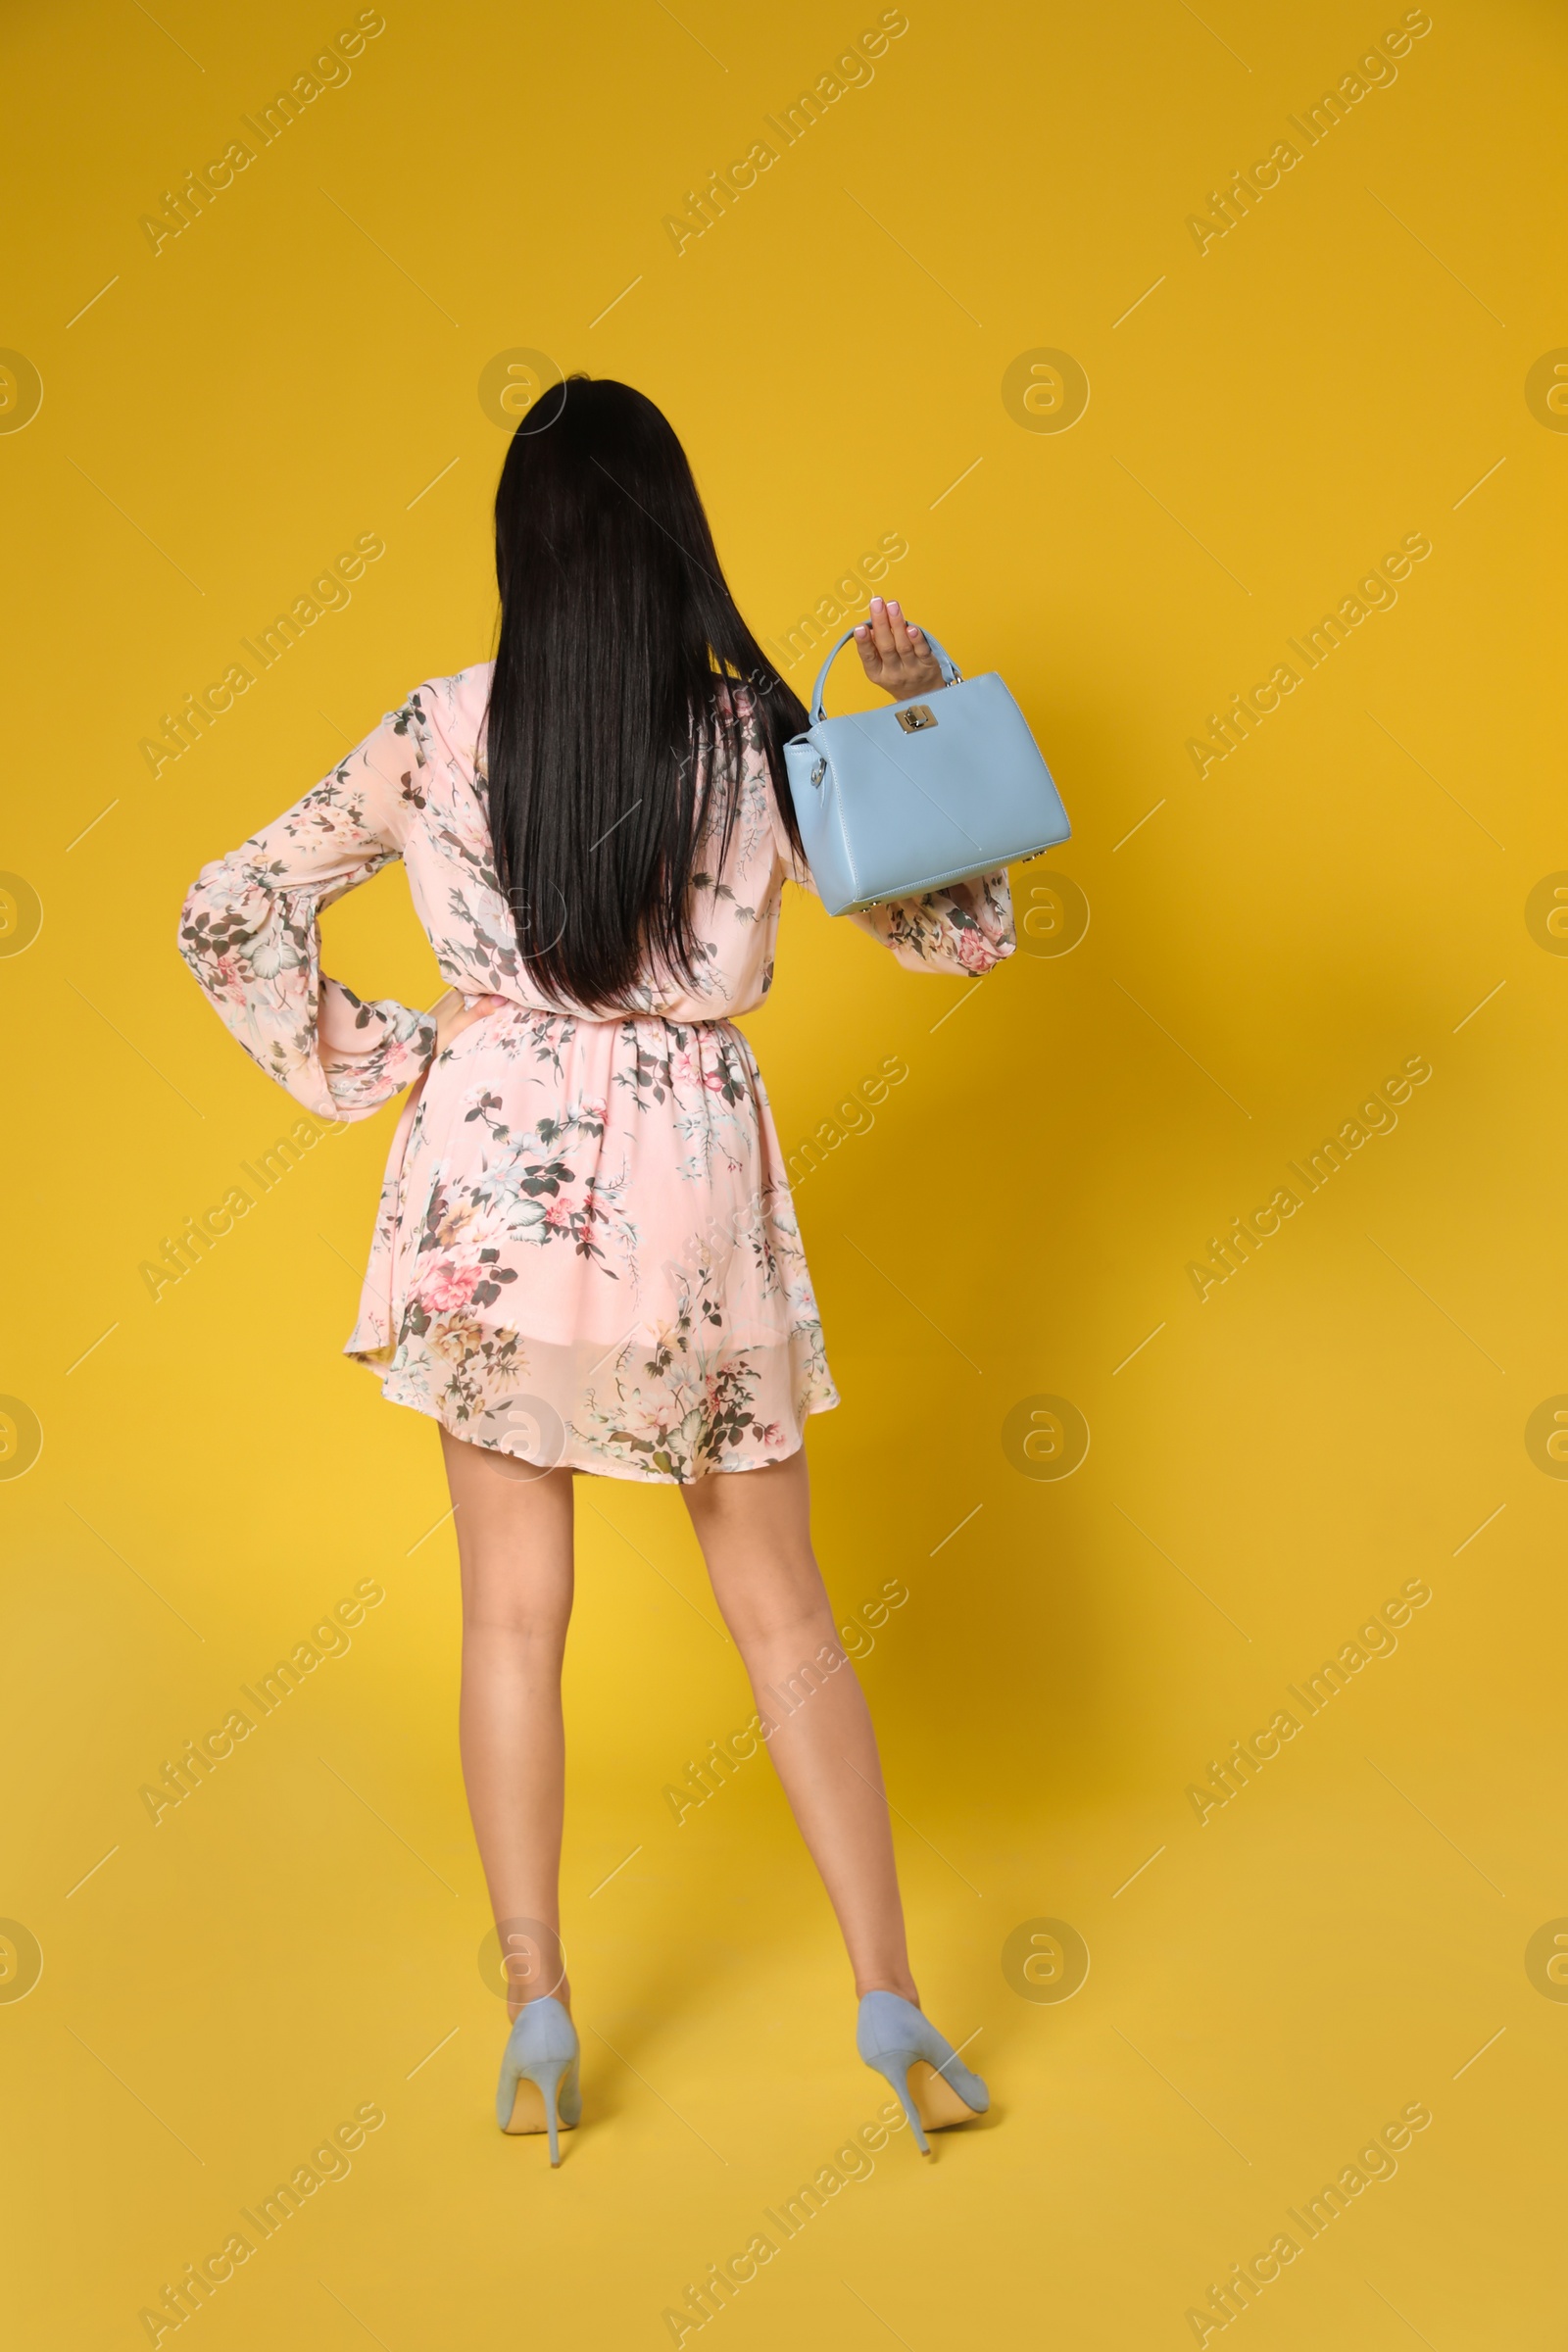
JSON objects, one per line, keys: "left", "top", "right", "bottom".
{"left": 179, "top": 665, "right": 1014, "bottom": 1483}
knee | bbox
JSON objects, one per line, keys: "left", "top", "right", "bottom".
{"left": 732, "top": 1595, "right": 842, "bottom": 1664}
{"left": 461, "top": 1577, "right": 570, "bottom": 1645}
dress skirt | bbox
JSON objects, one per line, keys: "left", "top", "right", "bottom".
{"left": 343, "top": 1004, "right": 838, "bottom": 1483}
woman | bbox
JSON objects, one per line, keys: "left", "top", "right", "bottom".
{"left": 179, "top": 376, "right": 1011, "bottom": 2163}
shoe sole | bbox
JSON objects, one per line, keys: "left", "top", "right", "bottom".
{"left": 504, "top": 2078, "right": 578, "bottom": 2137}
{"left": 906, "top": 2059, "right": 982, "bottom": 2133}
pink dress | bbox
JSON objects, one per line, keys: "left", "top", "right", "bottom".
{"left": 179, "top": 665, "right": 1015, "bottom": 1482}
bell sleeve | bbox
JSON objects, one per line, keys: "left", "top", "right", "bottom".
{"left": 842, "top": 868, "right": 1016, "bottom": 976}
{"left": 177, "top": 693, "right": 439, "bottom": 1121}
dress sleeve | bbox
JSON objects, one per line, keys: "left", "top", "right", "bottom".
{"left": 177, "top": 693, "right": 439, "bottom": 1121}
{"left": 841, "top": 869, "right": 1015, "bottom": 975}
{"left": 775, "top": 814, "right": 1016, "bottom": 977}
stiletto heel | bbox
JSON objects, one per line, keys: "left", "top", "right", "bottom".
{"left": 857, "top": 1991, "right": 988, "bottom": 2158}
{"left": 871, "top": 2048, "right": 932, "bottom": 2155}
{"left": 496, "top": 1995, "right": 581, "bottom": 2164}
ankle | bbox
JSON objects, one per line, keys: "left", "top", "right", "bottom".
{"left": 509, "top": 1978, "right": 571, "bottom": 2023}
{"left": 856, "top": 1974, "right": 919, "bottom": 2007}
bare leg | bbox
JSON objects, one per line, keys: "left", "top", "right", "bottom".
{"left": 682, "top": 1446, "right": 918, "bottom": 2004}
{"left": 440, "top": 1430, "right": 575, "bottom": 2018}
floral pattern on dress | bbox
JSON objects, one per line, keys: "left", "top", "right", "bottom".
{"left": 177, "top": 664, "right": 1015, "bottom": 1482}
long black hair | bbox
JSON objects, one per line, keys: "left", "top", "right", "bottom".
{"left": 485, "top": 375, "right": 808, "bottom": 1011}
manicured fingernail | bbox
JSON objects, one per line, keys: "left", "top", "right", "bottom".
{"left": 889, "top": 601, "right": 903, "bottom": 612}
{"left": 869, "top": 596, "right": 884, "bottom": 610}
{"left": 854, "top": 624, "right": 868, "bottom": 638}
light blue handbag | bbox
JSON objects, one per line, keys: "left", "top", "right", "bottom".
{"left": 782, "top": 626, "right": 1070, "bottom": 915}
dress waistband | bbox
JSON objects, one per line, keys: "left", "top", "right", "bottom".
{"left": 465, "top": 996, "right": 733, "bottom": 1028}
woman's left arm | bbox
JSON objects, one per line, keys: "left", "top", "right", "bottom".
{"left": 177, "top": 693, "right": 439, "bottom": 1120}
{"left": 843, "top": 597, "right": 1017, "bottom": 976}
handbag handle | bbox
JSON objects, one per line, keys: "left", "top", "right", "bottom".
{"left": 806, "top": 623, "right": 961, "bottom": 726}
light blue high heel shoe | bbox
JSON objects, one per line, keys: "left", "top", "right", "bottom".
{"left": 496, "top": 1995, "right": 581, "bottom": 2164}
{"left": 857, "top": 1990, "right": 989, "bottom": 2157}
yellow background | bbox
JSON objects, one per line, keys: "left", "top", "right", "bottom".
{"left": 4, "top": 0, "right": 1565, "bottom": 2342}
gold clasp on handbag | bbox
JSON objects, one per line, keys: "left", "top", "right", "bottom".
{"left": 896, "top": 705, "right": 938, "bottom": 733}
